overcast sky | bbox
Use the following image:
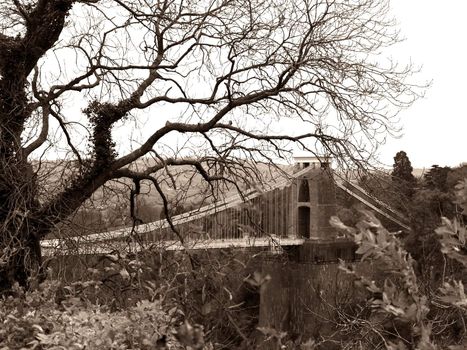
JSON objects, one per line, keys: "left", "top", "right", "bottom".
{"left": 34, "top": 1, "right": 466, "bottom": 169}
{"left": 377, "top": 0, "right": 466, "bottom": 169}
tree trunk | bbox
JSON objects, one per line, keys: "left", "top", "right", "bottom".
{"left": 0, "top": 159, "right": 43, "bottom": 292}
{"left": 0, "top": 0, "right": 72, "bottom": 291}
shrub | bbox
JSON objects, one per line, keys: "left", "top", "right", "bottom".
{"left": 331, "top": 179, "right": 467, "bottom": 349}
{"left": 0, "top": 280, "right": 185, "bottom": 349}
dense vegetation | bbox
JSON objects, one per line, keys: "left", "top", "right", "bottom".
{"left": 2, "top": 153, "right": 466, "bottom": 349}
{"left": 0, "top": 0, "right": 454, "bottom": 347}
{"left": 332, "top": 154, "right": 467, "bottom": 349}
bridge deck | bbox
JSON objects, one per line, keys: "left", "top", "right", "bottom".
{"left": 42, "top": 236, "right": 306, "bottom": 256}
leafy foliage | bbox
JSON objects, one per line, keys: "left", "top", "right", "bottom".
{"left": 424, "top": 165, "right": 452, "bottom": 193}
{"left": 331, "top": 180, "right": 467, "bottom": 349}
{"left": 0, "top": 281, "right": 185, "bottom": 350}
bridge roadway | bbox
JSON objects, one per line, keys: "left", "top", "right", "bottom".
{"left": 41, "top": 235, "right": 306, "bottom": 256}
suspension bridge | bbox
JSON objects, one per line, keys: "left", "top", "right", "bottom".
{"left": 41, "top": 157, "right": 409, "bottom": 257}
{"left": 40, "top": 157, "right": 412, "bottom": 340}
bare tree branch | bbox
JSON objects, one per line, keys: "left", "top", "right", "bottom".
{"left": 0, "top": 0, "right": 425, "bottom": 289}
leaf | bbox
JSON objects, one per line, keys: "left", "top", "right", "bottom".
{"left": 387, "top": 340, "right": 408, "bottom": 350}
{"left": 202, "top": 302, "right": 213, "bottom": 315}
{"left": 458, "top": 281, "right": 466, "bottom": 300}
{"left": 201, "top": 284, "right": 206, "bottom": 304}
{"left": 168, "top": 306, "right": 178, "bottom": 317}
{"left": 363, "top": 228, "right": 376, "bottom": 244}
{"left": 300, "top": 338, "right": 316, "bottom": 350}
{"left": 458, "top": 225, "right": 466, "bottom": 245}
{"left": 449, "top": 343, "right": 467, "bottom": 350}
{"left": 376, "top": 230, "right": 388, "bottom": 246}
{"left": 31, "top": 324, "right": 44, "bottom": 333}
{"left": 356, "top": 242, "right": 373, "bottom": 258}
{"left": 105, "top": 254, "right": 119, "bottom": 262}
{"left": 365, "top": 280, "right": 381, "bottom": 294}
{"left": 405, "top": 303, "right": 418, "bottom": 321}
{"left": 435, "top": 225, "right": 454, "bottom": 238}
{"left": 119, "top": 268, "right": 130, "bottom": 280}
{"left": 329, "top": 216, "right": 356, "bottom": 234}
{"left": 175, "top": 320, "right": 195, "bottom": 346}
{"left": 359, "top": 210, "right": 381, "bottom": 228}
{"left": 257, "top": 326, "right": 277, "bottom": 337}
{"left": 383, "top": 304, "right": 405, "bottom": 317}
{"left": 35, "top": 332, "right": 51, "bottom": 343}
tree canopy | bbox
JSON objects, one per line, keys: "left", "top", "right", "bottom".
{"left": 391, "top": 150, "right": 416, "bottom": 199}
{"left": 392, "top": 151, "right": 415, "bottom": 183}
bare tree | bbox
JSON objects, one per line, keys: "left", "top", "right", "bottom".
{"left": 0, "top": 0, "right": 421, "bottom": 290}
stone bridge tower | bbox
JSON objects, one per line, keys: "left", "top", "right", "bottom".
{"left": 259, "top": 156, "right": 358, "bottom": 344}
{"left": 290, "top": 156, "right": 337, "bottom": 240}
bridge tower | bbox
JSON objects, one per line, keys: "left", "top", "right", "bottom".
{"left": 259, "top": 157, "right": 358, "bottom": 345}
{"left": 291, "top": 156, "right": 337, "bottom": 240}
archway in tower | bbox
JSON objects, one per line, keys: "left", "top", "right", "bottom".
{"left": 298, "top": 180, "right": 310, "bottom": 202}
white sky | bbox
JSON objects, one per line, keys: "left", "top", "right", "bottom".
{"left": 377, "top": 0, "right": 467, "bottom": 169}
{"left": 31, "top": 0, "right": 466, "bottom": 169}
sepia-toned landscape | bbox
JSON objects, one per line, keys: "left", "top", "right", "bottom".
{"left": 0, "top": 0, "right": 465, "bottom": 349}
